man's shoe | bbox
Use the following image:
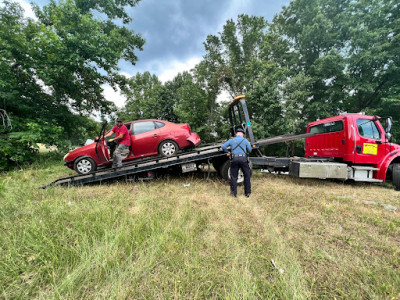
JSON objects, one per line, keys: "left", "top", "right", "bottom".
{"left": 231, "top": 193, "right": 237, "bottom": 198}
{"left": 245, "top": 193, "right": 251, "bottom": 198}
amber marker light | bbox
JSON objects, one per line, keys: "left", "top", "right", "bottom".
{"left": 235, "top": 95, "right": 246, "bottom": 100}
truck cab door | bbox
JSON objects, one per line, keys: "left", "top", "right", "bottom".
{"left": 354, "top": 118, "right": 385, "bottom": 165}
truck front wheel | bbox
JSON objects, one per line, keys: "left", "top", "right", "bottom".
{"left": 392, "top": 163, "right": 400, "bottom": 191}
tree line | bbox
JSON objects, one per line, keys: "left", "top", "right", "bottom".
{"left": 1, "top": 0, "right": 399, "bottom": 170}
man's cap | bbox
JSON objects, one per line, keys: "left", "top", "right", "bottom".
{"left": 116, "top": 117, "right": 123, "bottom": 122}
{"left": 236, "top": 128, "right": 245, "bottom": 134}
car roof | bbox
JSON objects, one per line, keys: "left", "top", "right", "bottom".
{"left": 129, "top": 119, "right": 170, "bottom": 123}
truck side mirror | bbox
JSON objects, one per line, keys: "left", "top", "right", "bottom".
{"left": 385, "top": 117, "right": 393, "bottom": 142}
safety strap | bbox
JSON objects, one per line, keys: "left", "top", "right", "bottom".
{"left": 232, "top": 137, "right": 246, "bottom": 154}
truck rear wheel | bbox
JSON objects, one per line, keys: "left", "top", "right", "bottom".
{"left": 393, "top": 163, "right": 400, "bottom": 191}
{"left": 219, "top": 160, "right": 252, "bottom": 184}
{"left": 212, "top": 158, "right": 226, "bottom": 175}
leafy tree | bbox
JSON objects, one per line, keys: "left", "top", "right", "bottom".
{"left": 274, "top": 0, "right": 400, "bottom": 138}
{"left": 201, "top": 14, "right": 268, "bottom": 96}
{"left": 122, "top": 72, "right": 162, "bottom": 120}
{"left": 173, "top": 73, "right": 210, "bottom": 140}
{"left": 197, "top": 15, "right": 277, "bottom": 142}
{"left": 0, "top": 0, "right": 144, "bottom": 170}
{"left": 273, "top": 0, "right": 349, "bottom": 123}
{"left": 121, "top": 72, "right": 178, "bottom": 122}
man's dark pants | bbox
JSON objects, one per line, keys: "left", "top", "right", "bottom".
{"left": 230, "top": 156, "right": 251, "bottom": 196}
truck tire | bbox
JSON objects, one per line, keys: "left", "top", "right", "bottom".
{"left": 212, "top": 157, "right": 227, "bottom": 175}
{"left": 219, "top": 160, "right": 252, "bottom": 184}
{"left": 393, "top": 163, "right": 400, "bottom": 191}
{"left": 74, "top": 157, "right": 97, "bottom": 175}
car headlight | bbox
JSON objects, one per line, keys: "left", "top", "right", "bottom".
{"left": 63, "top": 153, "right": 69, "bottom": 160}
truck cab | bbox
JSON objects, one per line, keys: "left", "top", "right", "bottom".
{"left": 305, "top": 114, "right": 400, "bottom": 184}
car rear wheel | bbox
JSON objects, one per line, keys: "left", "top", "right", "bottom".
{"left": 159, "top": 140, "right": 178, "bottom": 157}
{"left": 74, "top": 157, "right": 97, "bottom": 175}
{"left": 392, "top": 163, "right": 400, "bottom": 191}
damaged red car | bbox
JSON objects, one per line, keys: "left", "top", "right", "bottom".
{"left": 64, "top": 119, "right": 201, "bottom": 174}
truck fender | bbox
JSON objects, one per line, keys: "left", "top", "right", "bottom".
{"left": 376, "top": 151, "right": 400, "bottom": 181}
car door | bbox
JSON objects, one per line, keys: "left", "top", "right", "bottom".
{"left": 95, "top": 122, "right": 110, "bottom": 164}
{"left": 354, "top": 118, "right": 385, "bottom": 165}
{"left": 131, "top": 121, "right": 161, "bottom": 158}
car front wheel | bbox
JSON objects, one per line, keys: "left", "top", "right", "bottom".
{"left": 158, "top": 140, "right": 178, "bottom": 157}
{"left": 74, "top": 157, "right": 97, "bottom": 175}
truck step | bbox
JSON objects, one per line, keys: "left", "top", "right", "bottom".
{"left": 351, "top": 166, "right": 379, "bottom": 171}
{"left": 353, "top": 178, "right": 383, "bottom": 183}
{"left": 348, "top": 165, "right": 379, "bottom": 181}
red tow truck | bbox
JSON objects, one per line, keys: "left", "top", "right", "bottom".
{"left": 232, "top": 97, "right": 400, "bottom": 190}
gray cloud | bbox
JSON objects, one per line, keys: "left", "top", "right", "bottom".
{"left": 22, "top": 0, "right": 290, "bottom": 78}
{"left": 122, "top": 0, "right": 290, "bottom": 76}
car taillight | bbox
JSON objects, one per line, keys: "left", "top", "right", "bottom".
{"left": 183, "top": 124, "right": 191, "bottom": 134}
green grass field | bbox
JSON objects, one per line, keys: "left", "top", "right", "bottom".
{"left": 1, "top": 157, "right": 399, "bottom": 299}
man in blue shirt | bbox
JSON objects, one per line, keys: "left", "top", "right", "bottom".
{"left": 221, "top": 128, "right": 252, "bottom": 197}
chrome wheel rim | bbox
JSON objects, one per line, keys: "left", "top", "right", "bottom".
{"left": 161, "top": 142, "right": 176, "bottom": 156}
{"left": 228, "top": 167, "right": 244, "bottom": 183}
{"left": 76, "top": 159, "right": 92, "bottom": 174}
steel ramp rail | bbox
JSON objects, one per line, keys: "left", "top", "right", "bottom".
{"left": 42, "top": 144, "right": 225, "bottom": 188}
{"left": 256, "top": 133, "right": 315, "bottom": 147}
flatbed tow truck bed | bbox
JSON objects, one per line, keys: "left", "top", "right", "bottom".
{"left": 42, "top": 144, "right": 226, "bottom": 188}
{"left": 43, "top": 131, "right": 316, "bottom": 189}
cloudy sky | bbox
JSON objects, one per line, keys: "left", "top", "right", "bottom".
{"left": 14, "top": 0, "right": 290, "bottom": 107}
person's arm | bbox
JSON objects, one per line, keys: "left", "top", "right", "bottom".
{"left": 104, "top": 131, "right": 114, "bottom": 138}
{"left": 221, "top": 140, "right": 231, "bottom": 153}
{"left": 246, "top": 140, "right": 252, "bottom": 153}
{"left": 114, "top": 133, "right": 124, "bottom": 141}
{"left": 104, "top": 126, "right": 116, "bottom": 139}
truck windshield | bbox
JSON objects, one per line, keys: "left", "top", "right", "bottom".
{"left": 357, "top": 119, "right": 381, "bottom": 139}
{"left": 309, "top": 121, "right": 343, "bottom": 134}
